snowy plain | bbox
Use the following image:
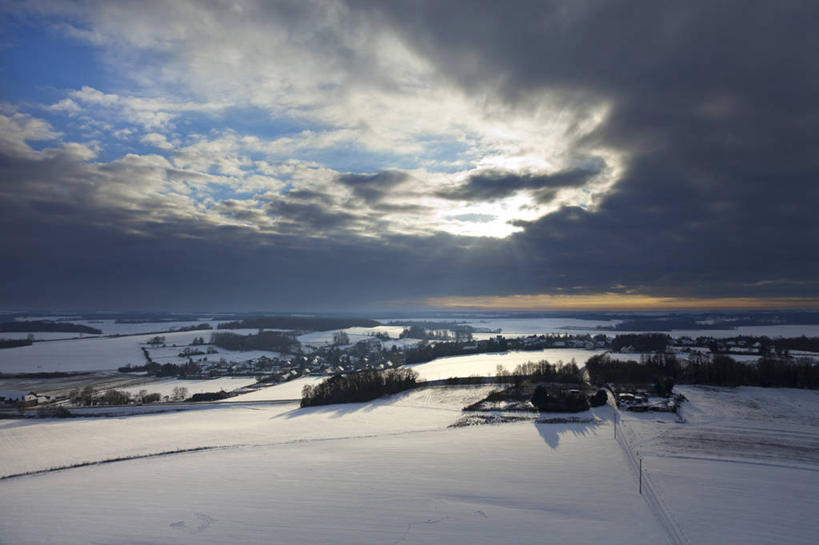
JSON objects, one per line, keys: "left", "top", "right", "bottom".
{"left": 614, "top": 385, "right": 819, "bottom": 545}
{"left": 220, "top": 375, "right": 327, "bottom": 402}
{"left": 297, "top": 324, "right": 406, "bottom": 348}
{"left": 0, "top": 329, "right": 259, "bottom": 373}
{"left": 0, "top": 331, "right": 101, "bottom": 341}
{"left": 1, "top": 374, "right": 818, "bottom": 543}
{"left": 407, "top": 348, "right": 606, "bottom": 381}
{"left": 146, "top": 346, "right": 283, "bottom": 365}
{"left": 119, "top": 377, "right": 258, "bottom": 398}
{"left": 0, "top": 386, "right": 672, "bottom": 545}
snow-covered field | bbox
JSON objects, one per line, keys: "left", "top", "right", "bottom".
{"left": 2, "top": 378, "right": 818, "bottom": 544}
{"left": 0, "top": 385, "right": 671, "bottom": 545}
{"left": 0, "top": 386, "right": 494, "bottom": 479}
{"left": 297, "top": 325, "right": 406, "bottom": 348}
{"left": 0, "top": 330, "right": 223, "bottom": 373}
{"left": 0, "top": 329, "right": 275, "bottom": 373}
{"left": 146, "top": 346, "right": 282, "bottom": 365}
{"left": 408, "top": 348, "right": 605, "bottom": 381}
{"left": 220, "top": 376, "right": 327, "bottom": 402}
{"left": 11, "top": 316, "right": 223, "bottom": 333}
{"left": 0, "top": 331, "right": 101, "bottom": 341}
{"left": 615, "top": 385, "right": 819, "bottom": 545}
{"left": 119, "top": 377, "right": 258, "bottom": 398}
{"left": 566, "top": 323, "right": 819, "bottom": 339}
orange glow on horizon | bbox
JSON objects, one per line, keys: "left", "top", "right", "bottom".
{"left": 424, "top": 293, "right": 819, "bottom": 311}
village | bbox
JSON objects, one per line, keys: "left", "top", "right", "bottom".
{"left": 3, "top": 323, "right": 814, "bottom": 412}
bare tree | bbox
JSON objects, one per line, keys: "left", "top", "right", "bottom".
{"left": 172, "top": 386, "right": 188, "bottom": 401}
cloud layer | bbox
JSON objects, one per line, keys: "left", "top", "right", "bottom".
{"left": 1, "top": 1, "right": 818, "bottom": 310}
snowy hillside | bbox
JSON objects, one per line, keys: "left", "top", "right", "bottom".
{"left": 2, "top": 379, "right": 818, "bottom": 544}
{"left": 0, "top": 387, "right": 668, "bottom": 545}
{"left": 615, "top": 386, "right": 819, "bottom": 545}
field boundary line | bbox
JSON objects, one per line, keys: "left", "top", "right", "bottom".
{"left": 613, "top": 405, "right": 691, "bottom": 545}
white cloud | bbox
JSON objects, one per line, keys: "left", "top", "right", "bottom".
{"left": 140, "top": 132, "right": 174, "bottom": 150}
{"left": 41, "top": 3, "right": 617, "bottom": 171}
{"left": 0, "top": 111, "right": 61, "bottom": 159}
{"left": 46, "top": 98, "right": 81, "bottom": 113}
{"left": 68, "top": 85, "right": 228, "bottom": 130}
{"left": 15, "top": 2, "right": 625, "bottom": 240}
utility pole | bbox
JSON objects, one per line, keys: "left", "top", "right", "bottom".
{"left": 639, "top": 457, "right": 643, "bottom": 495}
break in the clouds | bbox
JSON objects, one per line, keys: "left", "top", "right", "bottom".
{"left": 1, "top": 1, "right": 818, "bottom": 311}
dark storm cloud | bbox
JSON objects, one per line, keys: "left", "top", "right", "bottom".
{"left": 283, "top": 189, "right": 336, "bottom": 205}
{"left": 438, "top": 166, "right": 600, "bottom": 203}
{"left": 0, "top": 202, "right": 498, "bottom": 311}
{"left": 349, "top": 0, "right": 819, "bottom": 299}
{"left": 266, "top": 200, "right": 360, "bottom": 233}
{"left": 337, "top": 170, "right": 408, "bottom": 203}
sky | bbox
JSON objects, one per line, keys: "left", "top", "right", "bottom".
{"left": 1, "top": 1, "right": 818, "bottom": 312}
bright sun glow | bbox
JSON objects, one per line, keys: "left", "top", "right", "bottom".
{"left": 435, "top": 193, "right": 543, "bottom": 238}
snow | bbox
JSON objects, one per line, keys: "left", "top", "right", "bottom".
{"left": 5, "top": 317, "right": 221, "bottom": 336}
{"left": 647, "top": 456, "right": 819, "bottom": 545}
{"left": 520, "top": 323, "right": 819, "bottom": 339}
{"left": 790, "top": 349, "right": 819, "bottom": 358}
{"left": 119, "top": 377, "right": 258, "bottom": 398}
{"left": 297, "top": 325, "right": 406, "bottom": 348}
{"left": 70, "top": 319, "right": 220, "bottom": 335}
{"left": 146, "top": 346, "right": 283, "bottom": 365}
{"left": 375, "top": 316, "right": 620, "bottom": 339}
{"left": 0, "top": 330, "right": 257, "bottom": 373}
{"left": 408, "top": 348, "right": 605, "bottom": 381}
{"left": 0, "top": 386, "right": 493, "bottom": 479}
{"left": 4, "top": 318, "right": 819, "bottom": 374}
{"left": 0, "top": 336, "right": 143, "bottom": 373}
{"left": 2, "top": 380, "right": 818, "bottom": 544}
{"left": 0, "top": 331, "right": 100, "bottom": 340}
{"left": 614, "top": 385, "right": 819, "bottom": 545}
{"left": 0, "top": 389, "right": 668, "bottom": 545}
{"left": 381, "top": 337, "right": 422, "bottom": 350}
{"left": 220, "top": 376, "right": 327, "bottom": 402}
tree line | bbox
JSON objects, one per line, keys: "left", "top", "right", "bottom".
{"left": 118, "top": 361, "right": 202, "bottom": 377}
{"left": 397, "top": 323, "right": 474, "bottom": 341}
{"left": 0, "top": 338, "right": 33, "bottom": 349}
{"left": 610, "top": 333, "right": 670, "bottom": 352}
{"left": 68, "top": 386, "right": 185, "bottom": 406}
{"left": 586, "top": 353, "right": 819, "bottom": 389}
{"left": 216, "top": 316, "right": 378, "bottom": 331}
{"left": 300, "top": 368, "right": 418, "bottom": 407}
{"left": 0, "top": 320, "right": 102, "bottom": 334}
{"left": 210, "top": 331, "right": 299, "bottom": 353}
{"left": 496, "top": 360, "right": 581, "bottom": 384}
{"left": 404, "top": 336, "right": 509, "bottom": 364}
